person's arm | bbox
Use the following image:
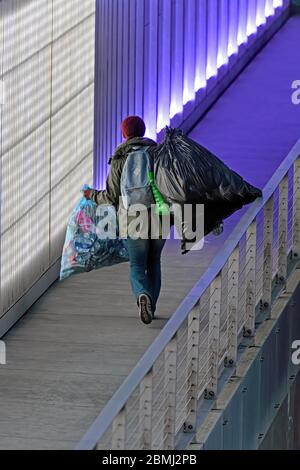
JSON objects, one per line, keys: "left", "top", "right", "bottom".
{"left": 84, "top": 159, "right": 123, "bottom": 206}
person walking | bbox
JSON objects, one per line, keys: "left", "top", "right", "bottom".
{"left": 84, "top": 116, "right": 166, "bottom": 325}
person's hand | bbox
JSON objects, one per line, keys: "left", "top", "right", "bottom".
{"left": 83, "top": 189, "right": 92, "bottom": 200}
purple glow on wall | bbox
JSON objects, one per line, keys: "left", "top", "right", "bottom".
{"left": 228, "top": 0, "right": 239, "bottom": 56}
{"left": 266, "top": 0, "right": 275, "bottom": 16}
{"left": 170, "top": 0, "right": 184, "bottom": 119}
{"left": 256, "top": 0, "right": 267, "bottom": 26}
{"left": 238, "top": 0, "right": 248, "bottom": 45}
{"left": 217, "top": 0, "right": 229, "bottom": 69}
{"left": 135, "top": 0, "right": 145, "bottom": 119}
{"left": 144, "top": 0, "right": 159, "bottom": 140}
{"left": 206, "top": 0, "right": 218, "bottom": 79}
{"left": 194, "top": 0, "right": 207, "bottom": 91}
{"left": 94, "top": 0, "right": 289, "bottom": 188}
{"left": 157, "top": 0, "right": 171, "bottom": 132}
{"left": 183, "top": 0, "right": 196, "bottom": 105}
{"left": 247, "top": 0, "right": 258, "bottom": 36}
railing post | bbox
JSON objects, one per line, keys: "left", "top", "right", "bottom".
{"left": 244, "top": 219, "right": 257, "bottom": 337}
{"left": 184, "top": 304, "right": 200, "bottom": 432}
{"left": 163, "top": 335, "right": 177, "bottom": 449}
{"left": 293, "top": 157, "right": 300, "bottom": 257}
{"left": 226, "top": 246, "right": 239, "bottom": 366}
{"left": 112, "top": 407, "right": 126, "bottom": 450}
{"left": 139, "top": 369, "right": 153, "bottom": 449}
{"left": 278, "top": 174, "right": 289, "bottom": 283}
{"left": 262, "top": 195, "right": 274, "bottom": 311}
{"left": 205, "top": 274, "right": 221, "bottom": 400}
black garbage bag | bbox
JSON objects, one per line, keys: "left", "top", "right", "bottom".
{"left": 153, "top": 127, "right": 262, "bottom": 252}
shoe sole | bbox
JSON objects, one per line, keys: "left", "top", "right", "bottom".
{"left": 139, "top": 295, "right": 152, "bottom": 325}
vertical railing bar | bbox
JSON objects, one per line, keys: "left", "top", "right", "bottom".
{"left": 226, "top": 245, "right": 240, "bottom": 366}
{"left": 205, "top": 274, "right": 222, "bottom": 400}
{"left": 278, "top": 174, "right": 289, "bottom": 284}
{"left": 244, "top": 219, "right": 257, "bottom": 337}
{"left": 112, "top": 406, "right": 126, "bottom": 450}
{"left": 163, "top": 335, "right": 178, "bottom": 450}
{"left": 184, "top": 304, "right": 200, "bottom": 432}
{"left": 262, "top": 194, "right": 274, "bottom": 313}
{"left": 139, "top": 369, "right": 153, "bottom": 450}
{"left": 293, "top": 157, "right": 300, "bottom": 257}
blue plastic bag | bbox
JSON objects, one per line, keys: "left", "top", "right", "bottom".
{"left": 60, "top": 189, "right": 129, "bottom": 281}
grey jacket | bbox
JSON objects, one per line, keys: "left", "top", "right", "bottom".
{"left": 90, "top": 137, "right": 157, "bottom": 238}
{"left": 90, "top": 137, "right": 157, "bottom": 207}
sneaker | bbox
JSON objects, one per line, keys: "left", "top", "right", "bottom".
{"left": 138, "top": 294, "right": 153, "bottom": 325}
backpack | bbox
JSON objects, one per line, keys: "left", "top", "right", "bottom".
{"left": 120, "top": 146, "right": 154, "bottom": 209}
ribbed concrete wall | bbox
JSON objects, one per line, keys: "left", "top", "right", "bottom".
{"left": 0, "top": 0, "right": 95, "bottom": 318}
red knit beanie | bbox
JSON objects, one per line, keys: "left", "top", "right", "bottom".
{"left": 121, "top": 116, "right": 146, "bottom": 139}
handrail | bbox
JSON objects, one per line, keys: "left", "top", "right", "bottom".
{"left": 76, "top": 138, "right": 300, "bottom": 450}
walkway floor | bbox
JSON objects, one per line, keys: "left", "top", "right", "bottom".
{"left": 0, "top": 15, "right": 300, "bottom": 450}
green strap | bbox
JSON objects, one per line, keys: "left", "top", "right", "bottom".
{"left": 148, "top": 171, "right": 169, "bottom": 216}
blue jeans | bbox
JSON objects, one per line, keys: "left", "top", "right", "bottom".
{"left": 125, "top": 238, "right": 166, "bottom": 312}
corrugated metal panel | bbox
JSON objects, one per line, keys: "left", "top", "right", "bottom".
{"left": 170, "top": 0, "right": 184, "bottom": 119}
{"left": 241, "top": 358, "right": 262, "bottom": 449}
{"left": 94, "top": 0, "right": 289, "bottom": 192}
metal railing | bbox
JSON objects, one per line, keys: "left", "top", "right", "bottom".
{"left": 76, "top": 139, "right": 300, "bottom": 450}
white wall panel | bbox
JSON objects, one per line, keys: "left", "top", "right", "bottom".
{"left": 0, "top": 1, "right": 95, "bottom": 318}
{"left": 2, "top": 0, "right": 52, "bottom": 75}
{"left": 1, "top": 121, "right": 50, "bottom": 234}
{"left": 1, "top": 197, "right": 50, "bottom": 316}
{"left": 50, "top": 154, "right": 93, "bottom": 263}
{"left": 52, "top": 0, "right": 95, "bottom": 40}
{"left": 52, "top": 15, "right": 95, "bottom": 113}
{"left": 2, "top": 46, "right": 51, "bottom": 154}
{"left": 51, "top": 85, "right": 94, "bottom": 187}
